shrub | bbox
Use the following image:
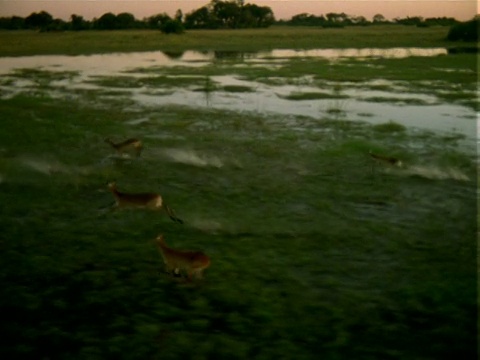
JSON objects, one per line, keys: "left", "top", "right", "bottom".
{"left": 373, "top": 121, "right": 406, "bottom": 133}
{"left": 447, "top": 19, "right": 479, "bottom": 41}
{"left": 160, "top": 19, "right": 184, "bottom": 34}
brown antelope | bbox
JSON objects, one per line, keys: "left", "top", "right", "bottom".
{"left": 105, "top": 138, "right": 143, "bottom": 157}
{"left": 107, "top": 182, "right": 183, "bottom": 224}
{"left": 155, "top": 235, "right": 210, "bottom": 281}
{"left": 369, "top": 150, "right": 403, "bottom": 167}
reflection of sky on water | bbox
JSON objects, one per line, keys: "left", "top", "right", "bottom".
{"left": 0, "top": 48, "right": 448, "bottom": 75}
{"left": 263, "top": 48, "right": 448, "bottom": 59}
{"left": 131, "top": 80, "right": 474, "bottom": 138}
{"left": 0, "top": 48, "right": 475, "bottom": 140}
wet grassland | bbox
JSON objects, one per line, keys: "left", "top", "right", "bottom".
{"left": 0, "top": 33, "right": 477, "bottom": 359}
{"left": 0, "top": 25, "right": 469, "bottom": 56}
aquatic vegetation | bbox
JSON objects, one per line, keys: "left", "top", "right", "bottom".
{"left": 363, "top": 96, "right": 432, "bottom": 105}
{"left": 222, "top": 85, "right": 253, "bottom": 92}
{"left": 11, "top": 68, "right": 79, "bottom": 82}
{"left": 0, "top": 43, "right": 476, "bottom": 359}
{"left": 372, "top": 121, "right": 407, "bottom": 133}
{"left": 279, "top": 91, "right": 348, "bottom": 101}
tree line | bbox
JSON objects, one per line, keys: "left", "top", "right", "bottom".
{"left": 0, "top": 0, "right": 477, "bottom": 40}
{"left": 280, "top": 12, "right": 461, "bottom": 28}
{"left": 0, "top": 0, "right": 274, "bottom": 32}
{"left": 280, "top": 12, "right": 479, "bottom": 41}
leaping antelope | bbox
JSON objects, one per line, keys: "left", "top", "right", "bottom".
{"left": 107, "top": 182, "right": 183, "bottom": 224}
{"left": 369, "top": 150, "right": 403, "bottom": 167}
{"left": 154, "top": 235, "right": 210, "bottom": 281}
{"left": 105, "top": 138, "right": 143, "bottom": 157}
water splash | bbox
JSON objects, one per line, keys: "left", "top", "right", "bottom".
{"left": 163, "top": 148, "right": 223, "bottom": 168}
{"left": 20, "top": 157, "right": 61, "bottom": 175}
{"left": 19, "top": 157, "right": 91, "bottom": 176}
{"left": 126, "top": 117, "right": 149, "bottom": 126}
{"left": 401, "top": 165, "right": 470, "bottom": 181}
{"left": 190, "top": 218, "right": 223, "bottom": 234}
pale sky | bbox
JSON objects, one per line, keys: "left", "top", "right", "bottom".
{"left": 0, "top": 0, "right": 477, "bottom": 22}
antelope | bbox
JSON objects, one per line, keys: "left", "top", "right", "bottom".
{"left": 105, "top": 138, "right": 143, "bottom": 157}
{"left": 155, "top": 235, "right": 210, "bottom": 281}
{"left": 369, "top": 150, "right": 403, "bottom": 167}
{"left": 107, "top": 182, "right": 183, "bottom": 224}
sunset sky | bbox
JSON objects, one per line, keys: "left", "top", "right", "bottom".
{"left": 1, "top": 0, "right": 478, "bottom": 22}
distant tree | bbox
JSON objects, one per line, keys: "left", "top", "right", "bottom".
{"left": 351, "top": 16, "right": 368, "bottom": 26}
{"left": 95, "top": 12, "right": 117, "bottom": 29}
{"left": 447, "top": 18, "right": 479, "bottom": 41}
{"left": 242, "top": 4, "right": 275, "bottom": 27}
{"left": 160, "top": 19, "right": 185, "bottom": 34}
{"left": 394, "top": 16, "right": 424, "bottom": 26}
{"left": 290, "top": 13, "right": 311, "bottom": 25}
{"left": 70, "top": 14, "right": 89, "bottom": 30}
{"left": 116, "top": 12, "right": 136, "bottom": 29}
{"left": 323, "top": 12, "right": 350, "bottom": 27}
{"left": 289, "top": 13, "right": 325, "bottom": 26}
{"left": 175, "top": 9, "right": 183, "bottom": 22}
{"left": 25, "top": 11, "right": 53, "bottom": 30}
{"left": 42, "top": 18, "right": 67, "bottom": 32}
{"left": 185, "top": 6, "right": 216, "bottom": 29}
{"left": 146, "top": 13, "right": 172, "bottom": 29}
{"left": 0, "top": 16, "right": 25, "bottom": 29}
{"left": 185, "top": 0, "right": 273, "bottom": 29}
{"left": 286, "top": 12, "right": 377, "bottom": 27}
{"left": 326, "top": 12, "right": 349, "bottom": 24}
{"left": 372, "top": 14, "right": 386, "bottom": 24}
{"left": 211, "top": 0, "right": 242, "bottom": 28}
{"left": 424, "top": 17, "right": 458, "bottom": 26}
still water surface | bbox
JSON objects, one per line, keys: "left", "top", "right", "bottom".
{"left": 0, "top": 48, "right": 449, "bottom": 74}
{"left": 0, "top": 48, "right": 475, "bottom": 139}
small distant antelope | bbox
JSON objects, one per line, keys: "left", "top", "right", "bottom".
{"left": 108, "top": 182, "right": 183, "bottom": 224}
{"left": 369, "top": 150, "right": 403, "bottom": 167}
{"left": 105, "top": 138, "right": 143, "bottom": 157}
{"left": 155, "top": 235, "right": 210, "bottom": 281}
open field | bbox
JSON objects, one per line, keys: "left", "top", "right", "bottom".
{"left": 0, "top": 25, "right": 474, "bottom": 56}
{"left": 0, "top": 28, "right": 478, "bottom": 359}
{"left": 0, "top": 92, "right": 476, "bottom": 359}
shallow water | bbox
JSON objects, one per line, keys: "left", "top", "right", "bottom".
{"left": 0, "top": 48, "right": 448, "bottom": 74}
{"left": 0, "top": 48, "right": 476, "bottom": 140}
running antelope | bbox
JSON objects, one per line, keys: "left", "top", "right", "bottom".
{"left": 369, "top": 150, "right": 403, "bottom": 167}
{"left": 155, "top": 235, "right": 210, "bottom": 281}
{"left": 105, "top": 138, "right": 143, "bottom": 157}
{"left": 108, "top": 182, "right": 183, "bottom": 223}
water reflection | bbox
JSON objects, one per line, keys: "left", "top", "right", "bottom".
{"left": 267, "top": 48, "right": 448, "bottom": 59}
{"left": 0, "top": 48, "right": 474, "bottom": 139}
{"left": 447, "top": 46, "right": 479, "bottom": 54}
{"left": 213, "top": 50, "right": 260, "bottom": 60}
{"left": 0, "top": 47, "right": 449, "bottom": 75}
{"left": 130, "top": 78, "right": 474, "bottom": 138}
{"left": 162, "top": 51, "right": 185, "bottom": 60}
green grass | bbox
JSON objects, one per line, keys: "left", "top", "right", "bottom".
{"left": 279, "top": 91, "right": 348, "bottom": 101}
{"left": 363, "top": 96, "right": 432, "bottom": 105}
{"left": 372, "top": 121, "right": 407, "bottom": 133}
{"left": 222, "top": 85, "right": 253, "bottom": 93}
{"left": 0, "top": 25, "right": 470, "bottom": 56}
{"left": 0, "top": 34, "right": 477, "bottom": 359}
{"left": 87, "top": 75, "right": 208, "bottom": 89}
{"left": 0, "top": 88, "right": 476, "bottom": 359}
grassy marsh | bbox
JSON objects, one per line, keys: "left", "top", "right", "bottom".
{"left": 0, "top": 88, "right": 476, "bottom": 359}
{"left": 0, "top": 31, "right": 477, "bottom": 359}
{"left": 0, "top": 26, "right": 464, "bottom": 56}
{"left": 88, "top": 75, "right": 208, "bottom": 89}
{"left": 279, "top": 91, "right": 348, "bottom": 101}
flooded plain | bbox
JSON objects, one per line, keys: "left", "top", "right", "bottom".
{"left": 0, "top": 48, "right": 476, "bottom": 140}
{"left": 1, "top": 45, "right": 477, "bottom": 360}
